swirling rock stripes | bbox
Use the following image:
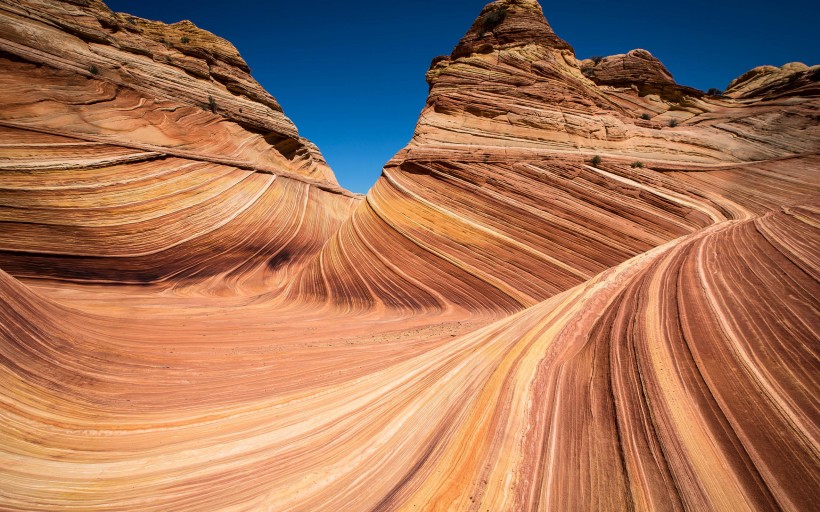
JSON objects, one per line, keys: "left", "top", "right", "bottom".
{"left": 0, "top": 0, "right": 338, "bottom": 185}
{"left": 0, "top": 0, "right": 361, "bottom": 288}
{"left": 295, "top": 0, "right": 819, "bottom": 313}
{"left": 0, "top": 0, "right": 818, "bottom": 510}
{"left": 0, "top": 126, "right": 358, "bottom": 286}
{"left": 1, "top": 208, "right": 815, "bottom": 510}
{"left": 390, "top": 208, "right": 818, "bottom": 511}
{"left": 301, "top": 152, "right": 818, "bottom": 312}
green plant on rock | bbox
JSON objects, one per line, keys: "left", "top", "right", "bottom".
{"left": 669, "top": 118, "right": 679, "bottom": 127}
{"left": 707, "top": 88, "right": 723, "bottom": 96}
{"left": 631, "top": 161, "right": 644, "bottom": 168}
{"left": 482, "top": 7, "right": 508, "bottom": 31}
{"left": 640, "top": 113, "right": 651, "bottom": 120}
{"left": 589, "top": 155, "right": 602, "bottom": 166}
{"left": 590, "top": 55, "right": 604, "bottom": 65}
{"left": 208, "top": 95, "right": 217, "bottom": 113}
{"left": 89, "top": 65, "right": 99, "bottom": 75}
{"left": 180, "top": 36, "right": 190, "bottom": 43}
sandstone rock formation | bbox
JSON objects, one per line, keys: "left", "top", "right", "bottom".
{"left": 300, "top": 0, "right": 820, "bottom": 311}
{"left": 724, "top": 61, "right": 820, "bottom": 98}
{"left": 0, "top": 0, "right": 338, "bottom": 185}
{"left": 0, "top": 0, "right": 818, "bottom": 510}
{"left": 0, "top": 0, "right": 359, "bottom": 285}
{"left": 582, "top": 48, "right": 674, "bottom": 84}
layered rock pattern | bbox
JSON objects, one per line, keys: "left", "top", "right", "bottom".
{"left": 0, "top": 124, "right": 357, "bottom": 286}
{"left": 0, "top": 0, "right": 818, "bottom": 510}
{"left": 0, "top": 0, "right": 358, "bottom": 285}
{"left": 725, "top": 62, "right": 820, "bottom": 99}
{"left": 2, "top": 206, "right": 817, "bottom": 511}
{"left": 300, "top": 0, "right": 820, "bottom": 311}
{"left": 0, "top": 0, "right": 337, "bottom": 184}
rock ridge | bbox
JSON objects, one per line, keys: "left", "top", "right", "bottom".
{"left": 0, "top": 0, "right": 339, "bottom": 185}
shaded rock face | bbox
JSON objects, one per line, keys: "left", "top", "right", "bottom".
{"left": 0, "top": 0, "right": 819, "bottom": 511}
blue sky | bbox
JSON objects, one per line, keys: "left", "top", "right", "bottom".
{"left": 106, "top": 0, "right": 818, "bottom": 193}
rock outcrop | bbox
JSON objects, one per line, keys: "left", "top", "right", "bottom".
{"left": 450, "top": 0, "right": 573, "bottom": 58}
{"left": 298, "top": 0, "right": 820, "bottom": 312}
{"left": 578, "top": 48, "right": 700, "bottom": 100}
{"left": 581, "top": 48, "right": 675, "bottom": 85}
{"left": 0, "top": 0, "right": 338, "bottom": 185}
{"left": 0, "top": 0, "right": 359, "bottom": 285}
{"left": 725, "top": 61, "right": 820, "bottom": 98}
{"left": 0, "top": 0, "right": 818, "bottom": 510}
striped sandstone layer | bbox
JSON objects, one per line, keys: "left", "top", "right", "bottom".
{"left": 0, "top": 0, "right": 818, "bottom": 511}
{"left": 298, "top": 0, "right": 819, "bottom": 311}
{"left": 1, "top": 206, "right": 816, "bottom": 510}
{"left": 0, "top": 0, "right": 359, "bottom": 286}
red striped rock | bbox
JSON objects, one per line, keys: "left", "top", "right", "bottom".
{"left": 0, "top": 0, "right": 338, "bottom": 185}
{"left": 581, "top": 48, "right": 675, "bottom": 86}
{"left": 0, "top": 0, "right": 818, "bottom": 510}
{"left": 301, "top": 0, "right": 819, "bottom": 310}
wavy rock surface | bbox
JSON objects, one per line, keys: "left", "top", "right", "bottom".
{"left": 0, "top": 0, "right": 359, "bottom": 285}
{"left": 581, "top": 48, "right": 674, "bottom": 85}
{"left": 0, "top": 0, "right": 818, "bottom": 510}
{"left": 301, "top": 0, "right": 820, "bottom": 311}
{"left": 0, "top": 0, "right": 337, "bottom": 184}
{"left": 725, "top": 62, "right": 820, "bottom": 98}
{"left": 1, "top": 206, "right": 817, "bottom": 511}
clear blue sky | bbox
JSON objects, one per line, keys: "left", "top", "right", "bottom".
{"left": 106, "top": 0, "right": 818, "bottom": 193}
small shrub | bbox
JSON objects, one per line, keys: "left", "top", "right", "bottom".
{"left": 630, "top": 161, "right": 644, "bottom": 168}
{"left": 669, "top": 118, "right": 679, "bottom": 127}
{"left": 589, "top": 155, "right": 602, "bottom": 166}
{"left": 590, "top": 55, "right": 604, "bottom": 65}
{"left": 208, "top": 95, "right": 217, "bottom": 113}
{"left": 482, "top": 7, "right": 508, "bottom": 31}
{"left": 89, "top": 65, "right": 99, "bottom": 75}
{"left": 706, "top": 88, "right": 723, "bottom": 96}
{"left": 180, "top": 36, "right": 190, "bottom": 44}
{"left": 640, "top": 113, "right": 651, "bottom": 120}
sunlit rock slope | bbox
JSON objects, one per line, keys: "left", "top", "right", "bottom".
{"left": 0, "top": 0, "right": 818, "bottom": 510}
{"left": 300, "top": 0, "right": 819, "bottom": 312}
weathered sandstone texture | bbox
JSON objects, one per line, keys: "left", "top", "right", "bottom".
{"left": 0, "top": 0, "right": 339, "bottom": 185}
{"left": 0, "top": 0, "right": 359, "bottom": 284}
{"left": 302, "top": 0, "right": 819, "bottom": 312}
{"left": 0, "top": 0, "right": 818, "bottom": 510}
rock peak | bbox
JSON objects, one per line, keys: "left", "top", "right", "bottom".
{"left": 451, "top": 0, "right": 572, "bottom": 59}
{"left": 582, "top": 49, "right": 675, "bottom": 85}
